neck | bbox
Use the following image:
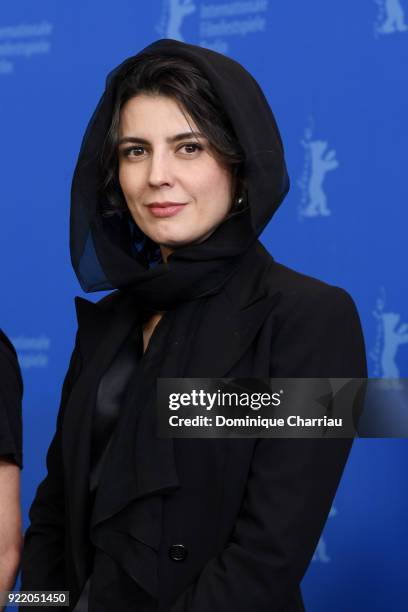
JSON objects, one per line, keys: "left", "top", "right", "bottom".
{"left": 160, "top": 245, "right": 174, "bottom": 263}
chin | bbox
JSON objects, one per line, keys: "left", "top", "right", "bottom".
{"left": 147, "top": 226, "right": 203, "bottom": 249}
{"left": 155, "top": 235, "right": 198, "bottom": 250}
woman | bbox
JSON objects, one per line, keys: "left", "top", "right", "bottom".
{"left": 22, "top": 39, "right": 367, "bottom": 611}
{"left": 0, "top": 330, "right": 23, "bottom": 606}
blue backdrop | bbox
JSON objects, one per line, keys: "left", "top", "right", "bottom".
{"left": 1, "top": 1, "right": 407, "bottom": 610}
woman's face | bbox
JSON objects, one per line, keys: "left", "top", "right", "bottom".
{"left": 118, "top": 94, "right": 233, "bottom": 260}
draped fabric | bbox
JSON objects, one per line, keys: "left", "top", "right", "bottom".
{"left": 73, "top": 293, "right": 214, "bottom": 611}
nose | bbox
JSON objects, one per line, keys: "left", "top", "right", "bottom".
{"left": 147, "top": 150, "right": 174, "bottom": 187}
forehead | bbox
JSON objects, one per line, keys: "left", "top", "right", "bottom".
{"left": 119, "top": 93, "right": 198, "bottom": 135}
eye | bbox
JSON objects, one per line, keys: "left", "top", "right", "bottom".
{"left": 179, "top": 143, "right": 203, "bottom": 154}
{"left": 120, "top": 142, "right": 204, "bottom": 159}
{"left": 122, "top": 146, "right": 146, "bottom": 158}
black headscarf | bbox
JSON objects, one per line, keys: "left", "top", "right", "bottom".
{"left": 0, "top": 330, "right": 23, "bottom": 468}
{"left": 70, "top": 38, "right": 289, "bottom": 309}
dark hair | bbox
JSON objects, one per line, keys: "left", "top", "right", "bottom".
{"left": 100, "top": 54, "right": 248, "bottom": 225}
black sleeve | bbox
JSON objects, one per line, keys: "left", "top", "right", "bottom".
{"left": 0, "top": 330, "right": 23, "bottom": 468}
{"left": 21, "top": 336, "right": 82, "bottom": 591}
{"left": 170, "top": 287, "right": 367, "bottom": 612}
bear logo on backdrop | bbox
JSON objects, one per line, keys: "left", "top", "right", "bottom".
{"left": 156, "top": 0, "right": 269, "bottom": 52}
{"left": 371, "top": 288, "right": 408, "bottom": 386}
{"left": 374, "top": 0, "right": 408, "bottom": 36}
{"left": 157, "top": 0, "right": 197, "bottom": 41}
{"left": 298, "top": 117, "right": 339, "bottom": 219}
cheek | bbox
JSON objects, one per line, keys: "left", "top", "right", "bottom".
{"left": 118, "top": 165, "right": 143, "bottom": 202}
{"left": 196, "top": 167, "right": 232, "bottom": 216}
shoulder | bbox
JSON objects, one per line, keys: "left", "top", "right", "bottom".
{"left": 0, "top": 330, "right": 23, "bottom": 467}
{"left": 73, "top": 289, "right": 138, "bottom": 368}
{"left": 0, "top": 330, "right": 22, "bottom": 394}
{"left": 264, "top": 263, "right": 367, "bottom": 377}
{"left": 95, "top": 290, "right": 124, "bottom": 311}
{"left": 72, "top": 290, "right": 124, "bottom": 360}
{"left": 235, "top": 241, "right": 356, "bottom": 318}
{"left": 0, "top": 329, "right": 17, "bottom": 355}
{"left": 0, "top": 329, "right": 18, "bottom": 364}
{"left": 74, "top": 289, "right": 127, "bottom": 331}
{"left": 265, "top": 261, "right": 359, "bottom": 322}
{"left": 76, "top": 289, "right": 124, "bottom": 314}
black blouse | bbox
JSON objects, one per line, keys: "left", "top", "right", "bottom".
{"left": 89, "top": 324, "right": 143, "bottom": 496}
{"left": 74, "top": 313, "right": 164, "bottom": 612}
{"left": 0, "top": 329, "right": 23, "bottom": 468}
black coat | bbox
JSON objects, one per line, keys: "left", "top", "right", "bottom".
{"left": 21, "top": 243, "right": 367, "bottom": 612}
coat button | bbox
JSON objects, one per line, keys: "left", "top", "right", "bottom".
{"left": 169, "top": 544, "right": 188, "bottom": 561}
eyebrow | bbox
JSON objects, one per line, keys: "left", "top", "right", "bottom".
{"left": 117, "top": 131, "right": 205, "bottom": 147}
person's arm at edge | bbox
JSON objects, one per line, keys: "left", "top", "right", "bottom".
{"left": 0, "top": 460, "right": 22, "bottom": 610}
{"left": 20, "top": 336, "right": 81, "bottom": 592}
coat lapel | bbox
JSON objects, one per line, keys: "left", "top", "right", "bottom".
{"left": 61, "top": 293, "right": 139, "bottom": 590}
{"left": 186, "top": 288, "right": 281, "bottom": 377}
{"left": 186, "top": 242, "right": 282, "bottom": 377}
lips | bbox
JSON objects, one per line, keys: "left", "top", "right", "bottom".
{"left": 147, "top": 202, "right": 187, "bottom": 218}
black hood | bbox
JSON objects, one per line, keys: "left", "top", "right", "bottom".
{"left": 70, "top": 38, "right": 290, "bottom": 309}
